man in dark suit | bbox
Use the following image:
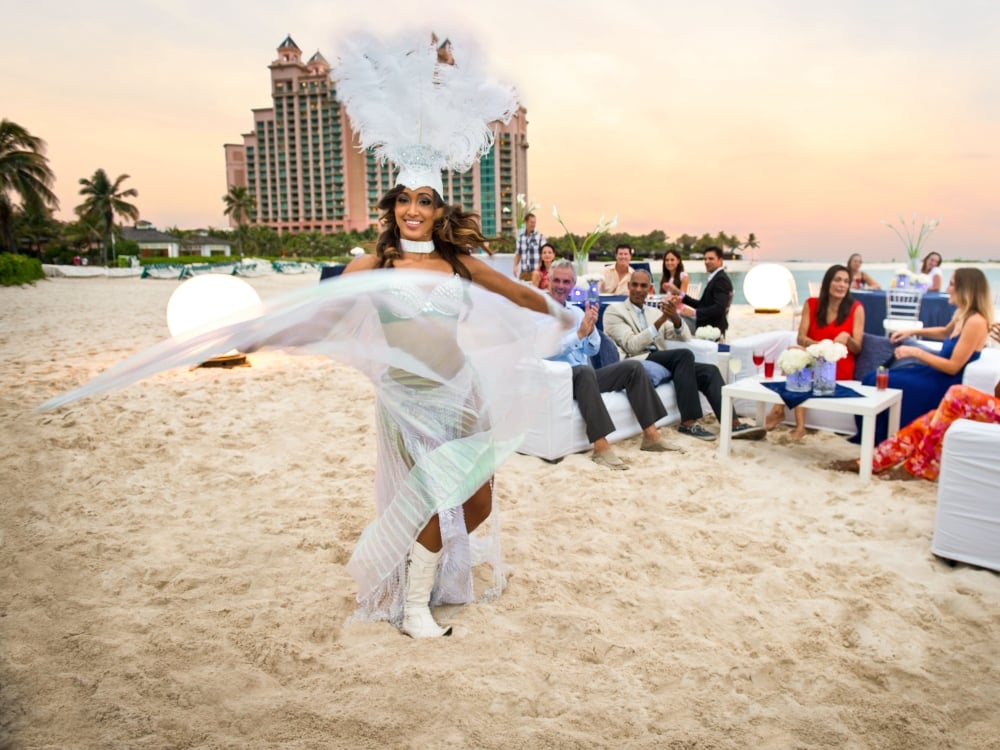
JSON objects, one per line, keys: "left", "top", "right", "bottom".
{"left": 603, "top": 269, "right": 765, "bottom": 441}
{"left": 663, "top": 246, "right": 733, "bottom": 338}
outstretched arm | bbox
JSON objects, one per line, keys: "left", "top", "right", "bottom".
{"left": 461, "top": 255, "right": 554, "bottom": 315}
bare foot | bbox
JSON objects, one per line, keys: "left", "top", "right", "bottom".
{"left": 790, "top": 427, "right": 807, "bottom": 440}
{"left": 765, "top": 404, "right": 785, "bottom": 431}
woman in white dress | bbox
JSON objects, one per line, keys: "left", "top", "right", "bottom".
{"left": 921, "top": 251, "right": 944, "bottom": 292}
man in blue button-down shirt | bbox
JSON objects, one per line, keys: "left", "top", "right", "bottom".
{"left": 546, "top": 260, "right": 683, "bottom": 470}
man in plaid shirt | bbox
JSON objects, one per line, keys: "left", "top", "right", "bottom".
{"left": 512, "top": 213, "right": 545, "bottom": 281}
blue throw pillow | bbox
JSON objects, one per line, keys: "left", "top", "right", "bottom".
{"left": 590, "top": 331, "right": 622, "bottom": 369}
{"left": 642, "top": 359, "right": 673, "bottom": 386}
{"left": 855, "top": 333, "right": 896, "bottom": 381}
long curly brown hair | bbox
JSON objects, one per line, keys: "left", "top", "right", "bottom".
{"left": 374, "top": 185, "right": 493, "bottom": 279}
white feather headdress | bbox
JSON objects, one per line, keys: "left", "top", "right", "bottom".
{"left": 332, "top": 32, "right": 519, "bottom": 196}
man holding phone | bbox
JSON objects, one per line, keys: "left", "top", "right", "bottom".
{"left": 546, "top": 259, "right": 683, "bottom": 470}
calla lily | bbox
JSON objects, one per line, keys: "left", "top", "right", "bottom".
{"left": 882, "top": 212, "right": 941, "bottom": 272}
{"left": 551, "top": 204, "right": 618, "bottom": 273}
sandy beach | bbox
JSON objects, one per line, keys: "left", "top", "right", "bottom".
{"left": 2, "top": 273, "right": 998, "bottom": 749}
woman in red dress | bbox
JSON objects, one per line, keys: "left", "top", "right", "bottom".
{"left": 767, "top": 264, "right": 865, "bottom": 438}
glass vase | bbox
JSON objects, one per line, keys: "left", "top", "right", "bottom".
{"left": 785, "top": 365, "right": 813, "bottom": 393}
{"left": 812, "top": 357, "right": 837, "bottom": 396}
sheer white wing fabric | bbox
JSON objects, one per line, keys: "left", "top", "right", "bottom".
{"left": 39, "top": 269, "right": 569, "bottom": 626}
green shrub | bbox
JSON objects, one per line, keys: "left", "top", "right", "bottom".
{"left": 0, "top": 253, "right": 45, "bottom": 286}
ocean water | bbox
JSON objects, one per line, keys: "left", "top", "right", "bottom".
{"left": 680, "top": 266, "right": 1000, "bottom": 307}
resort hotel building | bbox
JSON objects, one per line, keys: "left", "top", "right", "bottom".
{"left": 224, "top": 35, "right": 530, "bottom": 237}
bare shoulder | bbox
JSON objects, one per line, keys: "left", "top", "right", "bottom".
{"left": 342, "top": 254, "right": 379, "bottom": 274}
{"left": 965, "top": 312, "right": 989, "bottom": 334}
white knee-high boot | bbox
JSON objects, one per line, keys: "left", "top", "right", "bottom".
{"left": 402, "top": 542, "right": 452, "bottom": 638}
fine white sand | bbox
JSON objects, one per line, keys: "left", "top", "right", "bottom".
{"left": 2, "top": 273, "right": 998, "bottom": 749}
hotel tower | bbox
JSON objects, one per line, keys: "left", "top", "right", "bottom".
{"left": 224, "top": 35, "right": 530, "bottom": 237}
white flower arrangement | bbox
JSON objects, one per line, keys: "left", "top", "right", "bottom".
{"left": 777, "top": 348, "right": 813, "bottom": 374}
{"left": 577, "top": 272, "right": 603, "bottom": 287}
{"left": 695, "top": 325, "right": 722, "bottom": 342}
{"left": 806, "top": 339, "right": 848, "bottom": 363}
{"left": 892, "top": 268, "right": 931, "bottom": 289}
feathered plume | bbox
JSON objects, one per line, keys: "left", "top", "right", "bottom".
{"left": 332, "top": 31, "right": 519, "bottom": 193}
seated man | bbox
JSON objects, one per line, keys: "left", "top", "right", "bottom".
{"left": 599, "top": 244, "right": 635, "bottom": 294}
{"left": 662, "top": 245, "right": 733, "bottom": 338}
{"left": 547, "top": 259, "right": 682, "bottom": 470}
{"left": 603, "top": 269, "right": 765, "bottom": 441}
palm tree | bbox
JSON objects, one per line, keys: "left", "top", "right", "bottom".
{"left": 222, "top": 186, "right": 254, "bottom": 259}
{"left": 76, "top": 169, "right": 139, "bottom": 266}
{"left": 0, "top": 119, "right": 59, "bottom": 253}
{"left": 743, "top": 232, "right": 760, "bottom": 263}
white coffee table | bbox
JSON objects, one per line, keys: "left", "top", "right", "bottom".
{"left": 719, "top": 379, "right": 902, "bottom": 481}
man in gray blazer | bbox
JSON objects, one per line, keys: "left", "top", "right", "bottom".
{"left": 603, "top": 269, "right": 764, "bottom": 441}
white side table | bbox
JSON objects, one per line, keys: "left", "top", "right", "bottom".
{"left": 719, "top": 379, "right": 902, "bottom": 481}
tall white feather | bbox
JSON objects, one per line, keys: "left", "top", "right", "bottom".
{"left": 333, "top": 31, "right": 519, "bottom": 195}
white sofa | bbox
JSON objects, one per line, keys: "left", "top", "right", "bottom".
{"left": 932, "top": 348, "right": 1000, "bottom": 571}
{"left": 933, "top": 419, "right": 1000, "bottom": 572}
{"left": 518, "top": 339, "right": 718, "bottom": 461}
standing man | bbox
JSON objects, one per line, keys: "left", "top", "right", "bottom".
{"left": 546, "top": 260, "right": 683, "bottom": 470}
{"left": 600, "top": 244, "right": 635, "bottom": 294}
{"left": 603, "top": 269, "right": 766, "bottom": 440}
{"left": 513, "top": 212, "right": 545, "bottom": 281}
{"left": 663, "top": 246, "right": 733, "bottom": 338}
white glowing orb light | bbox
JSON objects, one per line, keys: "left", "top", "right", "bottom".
{"left": 166, "top": 275, "right": 263, "bottom": 339}
{"left": 742, "top": 263, "right": 794, "bottom": 313}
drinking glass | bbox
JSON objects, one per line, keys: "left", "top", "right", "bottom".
{"left": 587, "top": 281, "right": 600, "bottom": 307}
{"left": 728, "top": 357, "right": 742, "bottom": 384}
{"left": 763, "top": 359, "right": 775, "bottom": 378}
{"left": 752, "top": 350, "right": 765, "bottom": 376}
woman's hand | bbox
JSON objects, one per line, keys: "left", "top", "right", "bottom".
{"left": 990, "top": 322, "right": 1000, "bottom": 345}
{"left": 834, "top": 332, "right": 851, "bottom": 345}
{"left": 892, "top": 344, "right": 922, "bottom": 362}
{"left": 889, "top": 329, "right": 913, "bottom": 344}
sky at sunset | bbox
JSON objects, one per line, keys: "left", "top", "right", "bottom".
{"left": 3, "top": 0, "right": 998, "bottom": 261}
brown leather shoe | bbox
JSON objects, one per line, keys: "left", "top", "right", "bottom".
{"left": 591, "top": 449, "right": 629, "bottom": 470}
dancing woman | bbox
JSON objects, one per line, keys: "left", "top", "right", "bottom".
{"left": 40, "top": 33, "right": 571, "bottom": 639}
{"left": 339, "top": 181, "right": 564, "bottom": 637}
